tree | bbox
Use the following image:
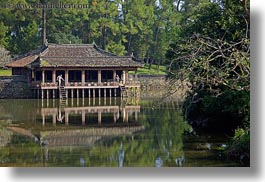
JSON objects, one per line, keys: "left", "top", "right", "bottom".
{"left": 0, "top": 0, "right": 42, "bottom": 55}
{"left": 166, "top": 0, "right": 250, "bottom": 130}
{"left": 46, "top": 0, "right": 90, "bottom": 44}
{"left": 123, "top": 0, "right": 154, "bottom": 58}
{"left": 0, "top": 22, "right": 8, "bottom": 47}
{"left": 88, "top": 0, "right": 127, "bottom": 55}
{"left": 148, "top": 0, "right": 181, "bottom": 69}
{"left": 48, "top": 32, "right": 82, "bottom": 44}
{"left": 0, "top": 46, "right": 11, "bottom": 68}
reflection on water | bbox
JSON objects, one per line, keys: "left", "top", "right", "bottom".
{"left": 0, "top": 98, "right": 241, "bottom": 167}
{"left": 40, "top": 99, "right": 140, "bottom": 127}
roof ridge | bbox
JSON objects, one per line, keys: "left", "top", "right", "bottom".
{"left": 47, "top": 43, "right": 94, "bottom": 46}
{"left": 93, "top": 44, "right": 117, "bottom": 57}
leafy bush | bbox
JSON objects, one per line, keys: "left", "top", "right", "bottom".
{"left": 225, "top": 128, "right": 250, "bottom": 166}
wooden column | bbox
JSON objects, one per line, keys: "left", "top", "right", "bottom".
{"left": 93, "top": 89, "right": 95, "bottom": 98}
{"left": 65, "top": 69, "right": 69, "bottom": 85}
{"left": 113, "top": 70, "right": 116, "bottom": 81}
{"left": 52, "top": 70, "right": 56, "bottom": 84}
{"left": 77, "top": 96, "right": 79, "bottom": 106}
{"left": 71, "top": 89, "right": 74, "bottom": 98}
{"left": 82, "top": 70, "right": 85, "bottom": 86}
{"left": 42, "top": 70, "right": 45, "bottom": 83}
{"left": 52, "top": 89, "right": 55, "bottom": 99}
{"left": 98, "top": 70, "right": 101, "bottom": 84}
{"left": 41, "top": 90, "right": 44, "bottom": 99}
{"left": 122, "top": 71, "right": 125, "bottom": 84}
{"left": 104, "top": 88, "right": 106, "bottom": 98}
{"left": 125, "top": 70, "right": 129, "bottom": 84}
{"left": 93, "top": 97, "right": 95, "bottom": 105}
{"left": 82, "top": 89, "right": 85, "bottom": 98}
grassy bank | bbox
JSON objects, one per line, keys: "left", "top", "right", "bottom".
{"left": 130, "top": 64, "right": 167, "bottom": 75}
{"left": 0, "top": 69, "right": 12, "bottom": 76}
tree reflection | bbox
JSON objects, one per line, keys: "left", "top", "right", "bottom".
{"left": 79, "top": 100, "right": 192, "bottom": 167}
{"left": 0, "top": 99, "right": 192, "bottom": 167}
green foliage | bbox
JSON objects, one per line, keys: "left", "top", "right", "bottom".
{"left": 180, "top": 0, "right": 223, "bottom": 38}
{"left": 0, "top": 0, "right": 182, "bottom": 63}
{"left": 49, "top": 32, "right": 82, "bottom": 44}
{"left": 165, "top": 0, "right": 250, "bottom": 143}
{"left": 0, "top": 22, "right": 8, "bottom": 47}
{"left": 225, "top": 128, "right": 250, "bottom": 166}
{"left": 105, "top": 40, "right": 127, "bottom": 56}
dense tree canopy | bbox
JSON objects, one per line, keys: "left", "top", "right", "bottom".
{"left": 166, "top": 0, "right": 250, "bottom": 145}
{"left": 0, "top": 0, "right": 179, "bottom": 59}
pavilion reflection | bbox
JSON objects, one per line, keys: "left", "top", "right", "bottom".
{"left": 39, "top": 98, "right": 140, "bottom": 126}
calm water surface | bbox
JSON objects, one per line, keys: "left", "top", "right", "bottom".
{"left": 0, "top": 98, "right": 240, "bottom": 167}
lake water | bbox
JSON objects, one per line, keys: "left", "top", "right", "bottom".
{"left": 0, "top": 98, "right": 241, "bottom": 167}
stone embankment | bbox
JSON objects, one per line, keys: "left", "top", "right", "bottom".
{"left": 138, "top": 75, "right": 189, "bottom": 101}
{"left": 0, "top": 76, "right": 32, "bottom": 99}
{"left": 0, "top": 75, "right": 189, "bottom": 99}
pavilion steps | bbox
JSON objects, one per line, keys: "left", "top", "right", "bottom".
{"left": 59, "top": 86, "right": 67, "bottom": 101}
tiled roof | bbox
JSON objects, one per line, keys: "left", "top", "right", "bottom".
{"left": 6, "top": 46, "right": 45, "bottom": 68}
{"left": 6, "top": 55, "right": 39, "bottom": 68}
{"left": 41, "top": 44, "right": 104, "bottom": 58}
{"left": 7, "top": 44, "right": 143, "bottom": 68}
{"left": 38, "top": 57, "right": 141, "bottom": 67}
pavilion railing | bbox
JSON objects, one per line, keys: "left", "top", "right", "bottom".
{"left": 31, "top": 80, "right": 140, "bottom": 88}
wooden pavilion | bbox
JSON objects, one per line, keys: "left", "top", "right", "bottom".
{"left": 6, "top": 43, "right": 143, "bottom": 99}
